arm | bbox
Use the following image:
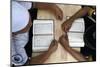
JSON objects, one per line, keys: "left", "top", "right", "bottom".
{"left": 62, "top": 7, "right": 92, "bottom": 32}
{"left": 66, "top": 47, "right": 87, "bottom": 61}
{"left": 67, "top": 7, "right": 91, "bottom": 22}
{"left": 30, "top": 40, "right": 58, "bottom": 64}
{"left": 59, "top": 35, "right": 87, "bottom": 61}
{"left": 32, "top": 2, "right": 63, "bottom": 20}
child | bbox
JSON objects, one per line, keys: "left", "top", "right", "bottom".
{"left": 12, "top": 1, "right": 63, "bottom": 66}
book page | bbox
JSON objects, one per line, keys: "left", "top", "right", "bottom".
{"left": 32, "top": 20, "right": 54, "bottom": 52}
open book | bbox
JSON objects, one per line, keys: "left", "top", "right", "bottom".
{"left": 32, "top": 20, "right": 54, "bottom": 52}
{"left": 68, "top": 18, "right": 85, "bottom": 47}
{"left": 32, "top": 18, "right": 85, "bottom": 52}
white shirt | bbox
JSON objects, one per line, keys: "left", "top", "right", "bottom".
{"left": 12, "top": 1, "right": 32, "bottom": 65}
{"left": 12, "top": 1, "right": 32, "bottom": 32}
{"left": 12, "top": 32, "right": 29, "bottom": 65}
{"left": 17, "top": 1, "right": 32, "bottom": 10}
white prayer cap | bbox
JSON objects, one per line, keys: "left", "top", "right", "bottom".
{"left": 12, "top": 1, "right": 29, "bottom": 32}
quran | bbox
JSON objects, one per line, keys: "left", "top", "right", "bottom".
{"left": 32, "top": 20, "right": 54, "bottom": 52}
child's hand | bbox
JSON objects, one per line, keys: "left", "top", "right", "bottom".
{"left": 59, "top": 34, "right": 69, "bottom": 47}
{"left": 48, "top": 39, "right": 58, "bottom": 53}
{"left": 34, "top": 3, "right": 63, "bottom": 20}
{"left": 61, "top": 19, "right": 73, "bottom": 32}
{"left": 52, "top": 5, "right": 63, "bottom": 20}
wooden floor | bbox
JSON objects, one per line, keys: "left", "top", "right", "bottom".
{"left": 31, "top": 4, "right": 82, "bottom": 64}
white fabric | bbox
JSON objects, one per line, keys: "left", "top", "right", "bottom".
{"left": 18, "top": 1, "right": 32, "bottom": 9}
{"left": 12, "top": 0, "right": 32, "bottom": 9}
{"left": 12, "top": 1, "right": 29, "bottom": 32}
{"left": 11, "top": 32, "right": 29, "bottom": 65}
